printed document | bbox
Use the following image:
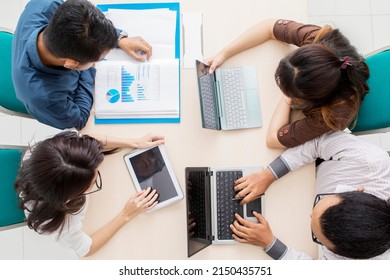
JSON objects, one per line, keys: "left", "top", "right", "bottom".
{"left": 94, "top": 8, "right": 179, "bottom": 120}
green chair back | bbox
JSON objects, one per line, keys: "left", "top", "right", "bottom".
{"left": 351, "top": 49, "right": 390, "bottom": 133}
{"left": 0, "top": 148, "right": 25, "bottom": 228}
{"left": 0, "top": 30, "right": 29, "bottom": 115}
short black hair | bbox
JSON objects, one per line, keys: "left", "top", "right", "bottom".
{"left": 43, "top": 0, "right": 117, "bottom": 64}
{"left": 321, "top": 192, "right": 390, "bottom": 259}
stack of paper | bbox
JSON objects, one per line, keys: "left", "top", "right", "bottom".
{"left": 94, "top": 6, "right": 180, "bottom": 122}
{"left": 95, "top": 59, "right": 179, "bottom": 119}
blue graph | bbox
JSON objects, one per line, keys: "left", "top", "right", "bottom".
{"left": 137, "top": 83, "right": 148, "bottom": 101}
{"left": 106, "top": 89, "right": 120, "bottom": 103}
{"left": 121, "top": 66, "right": 135, "bottom": 102}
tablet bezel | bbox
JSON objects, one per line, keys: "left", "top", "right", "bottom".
{"left": 123, "top": 144, "right": 183, "bottom": 212}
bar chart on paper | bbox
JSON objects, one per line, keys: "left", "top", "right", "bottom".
{"left": 124, "top": 65, "right": 158, "bottom": 103}
{"left": 95, "top": 59, "right": 179, "bottom": 120}
{"left": 94, "top": 2, "right": 180, "bottom": 124}
{"left": 105, "top": 64, "right": 160, "bottom": 104}
{"left": 121, "top": 66, "right": 135, "bottom": 103}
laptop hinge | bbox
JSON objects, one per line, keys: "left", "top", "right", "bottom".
{"left": 207, "top": 235, "right": 215, "bottom": 241}
{"left": 206, "top": 171, "right": 213, "bottom": 177}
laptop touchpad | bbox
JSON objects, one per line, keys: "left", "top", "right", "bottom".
{"left": 245, "top": 89, "right": 260, "bottom": 112}
{"left": 246, "top": 197, "right": 262, "bottom": 217}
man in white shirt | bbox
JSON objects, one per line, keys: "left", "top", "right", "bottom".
{"left": 231, "top": 131, "right": 390, "bottom": 259}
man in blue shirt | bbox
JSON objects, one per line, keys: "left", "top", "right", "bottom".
{"left": 12, "top": 0, "right": 152, "bottom": 129}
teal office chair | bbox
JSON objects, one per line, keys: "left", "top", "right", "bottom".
{"left": 350, "top": 46, "right": 390, "bottom": 134}
{"left": 0, "top": 145, "right": 26, "bottom": 231}
{"left": 0, "top": 27, "right": 30, "bottom": 118}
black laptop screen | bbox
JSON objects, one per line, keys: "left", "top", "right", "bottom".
{"left": 186, "top": 168, "right": 212, "bottom": 257}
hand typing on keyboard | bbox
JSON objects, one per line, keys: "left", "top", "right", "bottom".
{"left": 234, "top": 168, "right": 276, "bottom": 204}
{"left": 216, "top": 171, "right": 244, "bottom": 240}
{"left": 229, "top": 212, "right": 275, "bottom": 248}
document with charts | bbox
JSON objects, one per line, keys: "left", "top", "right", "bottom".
{"left": 95, "top": 59, "right": 179, "bottom": 119}
{"left": 94, "top": 3, "right": 180, "bottom": 123}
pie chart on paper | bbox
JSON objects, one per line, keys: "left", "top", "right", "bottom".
{"left": 106, "top": 89, "right": 120, "bottom": 103}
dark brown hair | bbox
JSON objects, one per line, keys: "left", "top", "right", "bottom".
{"left": 275, "top": 29, "right": 369, "bottom": 130}
{"left": 14, "top": 131, "right": 105, "bottom": 233}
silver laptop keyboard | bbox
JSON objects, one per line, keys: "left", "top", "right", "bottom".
{"left": 199, "top": 75, "right": 219, "bottom": 129}
{"left": 220, "top": 68, "right": 248, "bottom": 129}
{"left": 216, "top": 171, "right": 244, "bottom": 240}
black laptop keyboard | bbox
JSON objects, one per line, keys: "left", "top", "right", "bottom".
{"left": 199, "top": 75, "right": 219, "bottom": 129}
{"left": 216, "top": 170, "right": 244, "bottom": 240}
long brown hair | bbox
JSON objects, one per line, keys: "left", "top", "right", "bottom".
{"left": 14, "top": 131, "right": 105, "bottom": 233}
{"left": 275, "top": 29, "right": 369, "bottom": 130}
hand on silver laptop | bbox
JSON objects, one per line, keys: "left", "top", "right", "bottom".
{"left": 233, "top": 168, "right": 276, "bottom": 205}
{"left": 204, "top": 52, "right": 228, "bottom": 74}
{"left": 230, "top": 212, "right": 275, "bottom": 248}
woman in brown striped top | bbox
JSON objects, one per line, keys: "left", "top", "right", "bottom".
{"left": 206, "top": 19, "right": 369, "bottom": 148}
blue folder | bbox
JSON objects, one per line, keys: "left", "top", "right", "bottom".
{"left": 96, "top": 2, "right": 180, "bottom": 125}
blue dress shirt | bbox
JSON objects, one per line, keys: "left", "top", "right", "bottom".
{"left": 12, "top": 0, "right": 95, "bottom": 130}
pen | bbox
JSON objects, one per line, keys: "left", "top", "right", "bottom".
{"left": 231, "top": 193, "right": 265, "bottom": 201}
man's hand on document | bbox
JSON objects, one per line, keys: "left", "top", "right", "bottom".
{"left": 118, "top": 36, "right": 152, "bottom": 62}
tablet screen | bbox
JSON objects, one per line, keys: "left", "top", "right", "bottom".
{"left": 127, "top": 146, "right": 178, "bottom": 202}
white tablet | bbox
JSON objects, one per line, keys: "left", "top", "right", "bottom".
{"left": 123, "top": 144, "right": 183, "bottom": 212}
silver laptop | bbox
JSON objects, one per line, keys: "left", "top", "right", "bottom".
{"left": 185, "top": 166, "right": 264, "bottom": 257}
{"left": 196, "top": 60, "right": 262, "bottom": 130}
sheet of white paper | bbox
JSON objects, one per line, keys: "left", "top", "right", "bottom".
{"left": 182, "top": 12, "right": 203, "bottom": 68}
{"left": 105, "top": 45, "right": 175, "bottom": 62}
{"left": 95, "top": 8, "right": 179, "bottom": 120}
{"left": 95, "top": 59, "right": 179, "bottom": 119}
{"left": 105, "top": 9, "right": 176, "bottom": 58}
